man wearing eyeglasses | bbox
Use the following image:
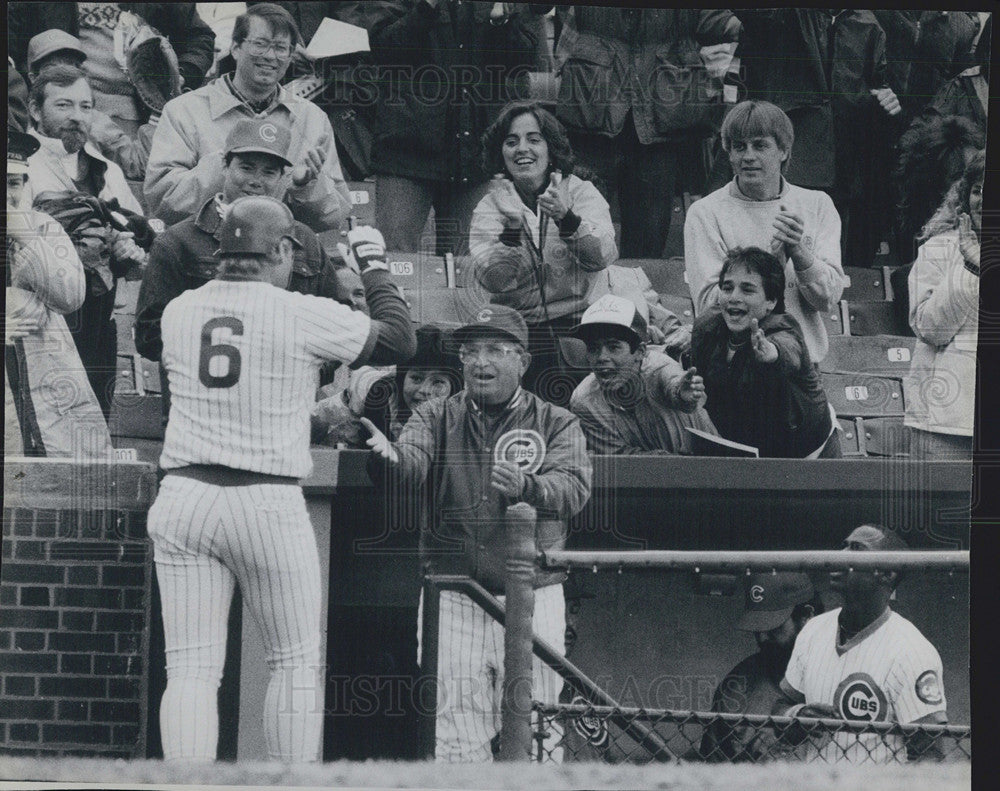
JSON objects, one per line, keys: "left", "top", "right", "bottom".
{"left": 144, "top": 3, "right": 351, "bottom": 231}
{"left": 363, "top": 304, "right": 592, "bottom": 762}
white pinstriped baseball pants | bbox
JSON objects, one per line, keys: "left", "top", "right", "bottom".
{"left": 419, "top": 585, "right": 566, "bottom": 762}
{"left": 147, "top": 475, "right": 324, "bottom": 762}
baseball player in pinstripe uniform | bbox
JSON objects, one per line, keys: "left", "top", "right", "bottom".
{"left": 146, "top": 195, "right": 416, "bottom": 762}
{"left": 774, "top": 525, "right": 948, "bottom": 763}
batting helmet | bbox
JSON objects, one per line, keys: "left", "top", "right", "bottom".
{"left": 215, "top": 196, "right": 303, "bottom": 257}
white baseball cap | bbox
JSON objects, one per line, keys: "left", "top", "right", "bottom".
{"left": 571, "top": 294, "right": 649, "bottom": 345}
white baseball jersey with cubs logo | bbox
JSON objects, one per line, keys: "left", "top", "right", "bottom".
{"left": 784, "top": 607, "right": 946, "bottom": 763}
{"left": 159, "top": 279, "right": 372, "bottom": 477}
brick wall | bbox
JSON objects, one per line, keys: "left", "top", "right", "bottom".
{"left": 0, "top": 461, "right": 156, "bottom": 758}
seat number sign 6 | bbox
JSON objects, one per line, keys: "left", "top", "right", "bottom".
{"left": 887, "top": 347, "right": 911, "bottom": 362}
{"left": 844, "top": 385, "right": 869, "bottom": 401}
{"left": 390, "top": 260, "right": 414, "bottom": 276}
{"left": 199, "top": 317, "right": 244, "bottom": 388}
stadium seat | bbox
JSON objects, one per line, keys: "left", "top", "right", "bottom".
{"left": 858, "top": 416, "right": 911, "bottom": 457}
{"left": 843, "top": 300, "right": 909, "bottom": 336}
{"left": 820, "top": 335, "right": 917, "bottom": 375}
{"left": 842, "top": 266, "right": 889, "bottom": 301}
{"left": 346, "top": 179, "right": 376, "bottom": 227}
{"left": 822, "top": 372, "right": 905, "bottom": 418}
{"left": 657, "top": 293, "right": 695, "bottom": 325}
{"left": 617, "top": 257, "right": 690, "bottom": 298}
{"left": 134, "top": 355, "right": 162, "bottom": 394}
{"left": 822, "top": 305, "right": 846, "bottom": 336}
{"left": 403, "top": 287, "right": 468, "bottom": 327}
{"left": 838, "top": 417, "right": 864, "bottom": 457}
{"left": 109, "top": 393, "right": 165, "bottom": 440}
{"left": 384, "top": 250, "right": 451, "bottom": 290}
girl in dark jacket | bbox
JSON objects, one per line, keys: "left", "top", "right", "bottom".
{"left": 691, "top": 247, "right": 840, "bottom": 458}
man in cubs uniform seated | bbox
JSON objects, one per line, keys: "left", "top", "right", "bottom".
{"left": 774, "top": 525, "right": 948, "bottom": 762}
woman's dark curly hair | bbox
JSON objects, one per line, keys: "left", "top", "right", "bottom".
{"left": 481, "top": 101, "right": 576, "bottom": 179}
{"left": 895, "top": 114, "right": 984, "bottom": 260}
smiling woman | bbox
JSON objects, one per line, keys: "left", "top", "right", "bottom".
{"left": 469, "top": 101, "right": 618, "bottom": 406}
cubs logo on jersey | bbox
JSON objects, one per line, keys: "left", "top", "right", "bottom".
{"left": 915, "top": 670, "right": 943, "bottom": 705}
{"left": 834, "top": 673, "right": 889, "bottom": 722}
{"left": 494, "top": 429, "right": 546, "bottom": 474}
{"left": 569, "top": 694, "right": 609, "bottom": 747}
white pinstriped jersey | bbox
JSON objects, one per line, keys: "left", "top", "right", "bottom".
{"left": 784, "top": 607, "right": 946, "bottom": 763}
{"left": 159, "top": 279, "right": 372, "bottom": 477}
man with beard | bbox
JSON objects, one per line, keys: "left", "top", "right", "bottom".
{"left": 699, "top": 572, "right": 822, "bottom": 762}
{"left": 26, "top": 63, "right": 148, "bottom": 419}
{"left": 568, "top": 294, "right": 714, "bottom": 455}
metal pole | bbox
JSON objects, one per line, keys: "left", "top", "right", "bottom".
{"left": 540, "top": 549, "right": 969, "bottom": 572}
{"left": 417, "top": 575, "right": 441, "bottom": 760}
{"left": 499, "top": 503, "right": 536, "bottom": 761}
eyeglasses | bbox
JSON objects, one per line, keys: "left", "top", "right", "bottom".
{"left": 458, "top": 342, "right": 521, "bottom": 364}
{"left": 242, "top": 38, "right": 293, "bottom": 59}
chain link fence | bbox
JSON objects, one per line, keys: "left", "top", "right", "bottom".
{"left": 534, "top": 703, "right": 970, "bottom": 764}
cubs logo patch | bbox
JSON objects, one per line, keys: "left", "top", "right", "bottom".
{"left": 494, "top": 429, "right": 545, "bottom": 474}
{"left": 834, "top": 673, "right": 888, "bottom": 722}
{"left": 569, "top": 695, "right": 608, "bottom": 747}
{"left": 749, "top": 584, "right": 765, "bottom": 603}
{"left": 915, "top": 670, "right": 943, "bottom": 705}
{"left": 476, "top": 308, "right": 494, "bottom": 323}
{"left": 259, "top": 122, "right": 278, "bottom": 142}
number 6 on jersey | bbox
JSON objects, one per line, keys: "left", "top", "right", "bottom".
{"left": 199, "top": 316, "right": 244, "bottom": 388}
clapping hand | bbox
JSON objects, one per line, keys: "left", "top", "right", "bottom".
{"left": 491, "top": 173, "right": 524, "bottom": 226}
{"left": 292, "top": 140, "right": 328, "bottom": 186}
{"left": 538, "top": 171, "right": 569, "bottom": 223}
{"left": 772, "top": 205, "right": 809, "bottom": 268}
{"left": 750, "top": 318, "right": 779, "bottom": 363}
{"left": 958, "top": 212, "right": 980, "bottom": 271}
{"left": 491, "top": 460, "right": 526, "bottom": 500}
{"left": 870, "top": 87, "right": 901, "bottom": 116}
{"left": 676, "top": 366, "right": 706, "bottom": 407}
{"left": 360, "top": 417, "right": 399, "bottom": 464}
{"left": 109, "top": 229, "right": 146, "bottom": 265}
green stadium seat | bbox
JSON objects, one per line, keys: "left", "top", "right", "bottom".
{"left": 822, "top": 372, "right": 905, "bottom": 418}
{"left": 616, "top": 257, "right": 690, "bottom": 298}
{"left": 859, "top": 416, "right": 911, "bottom": 457}
{"left": 822, "top": 304, "right": 846, "bottom": 336}
{"left": 843, "top": 299, "right": 908, "bottom": 336}
{"left": 838, "top": 417, "right": 864, "bottom": 456}
{"left": 820, "top": 335, "right": 917, "bottom": 375}
{"left": 657, "top": 293, "right": 695, "bottom": 325}
{"left": 109, "top": 393, "right": 165, "bottom": 440}
{"left": 346, "top": 179, "right": 376, "bottom": 227}
{"left": 842, "top": 266, "right": 889, "bottom": 301}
